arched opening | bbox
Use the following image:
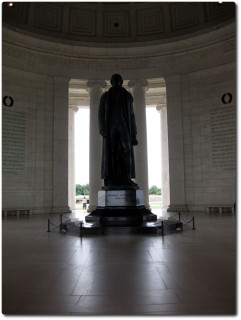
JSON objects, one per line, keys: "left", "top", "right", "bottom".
{"left": 74, "top": 108, "right": 90, "bottom": 211}
{"left": 74, "top": 108, "right": 90, "bottom": 187}
{"left": 146, "top": 106, "right": 162, "bottom": 214}
{"left": 68, "top": 78, "right": 170, "bottom": 213}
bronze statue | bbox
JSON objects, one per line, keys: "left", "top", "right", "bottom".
{"left": 98, "top": 74, "right": 138, "bottom": 187}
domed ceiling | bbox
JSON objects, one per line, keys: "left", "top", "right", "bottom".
{"left": 2, "top": 2, "right": 235, "bottom": 46}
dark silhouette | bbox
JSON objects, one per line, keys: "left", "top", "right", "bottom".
{"left": 98, "top": 74, "right": 138, "bottom": 187}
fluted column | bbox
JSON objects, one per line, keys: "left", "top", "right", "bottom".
{"left": 128, "top": 79, "right": 149, "bottom": 207}
{"left": 68, "top": 106, "right": 78, "bottom": 210}
{"left": 165, "top": 75, "right": 187, "bottom": 212}
{"left": 52, "top": 76, "right": 71, "bottom": 214}
{"left": 87, "top": 80, "right": 107, "bottom": 211}
{"left": 156, "top": 104, "right": 170, "bottom": 209}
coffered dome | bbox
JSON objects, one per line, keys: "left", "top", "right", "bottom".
{"left": 2, "top": 2, "right": 235, "bottom": 46}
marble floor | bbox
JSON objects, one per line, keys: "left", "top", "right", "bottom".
{"left": 2, "top": 210, "right": 236, "bottom": 315}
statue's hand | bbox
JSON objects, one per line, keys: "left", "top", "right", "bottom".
{"left": 132, "top": 138, "right": 138, "bottom": 146}
{"left": 100, "top": 130, "right": 107, "bottom": 137}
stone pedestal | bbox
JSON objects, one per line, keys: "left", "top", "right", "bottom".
{"left": 85, "top": 189, "right": 157, "bottom": 227}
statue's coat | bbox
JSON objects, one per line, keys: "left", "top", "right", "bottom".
{"left": 98, "top": 86, "right": 137, "bottom": 181}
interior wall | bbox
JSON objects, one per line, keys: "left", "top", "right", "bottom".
{"left": 181, "top": 63, "right": 236, "bottom": 211}
{"left": 2, "top": 67, "right": 54, "bottom": 213}
{"left": 2, "top": 20, "right": 236, "bottom": 214}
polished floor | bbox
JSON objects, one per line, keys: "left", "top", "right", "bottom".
{"left": 2, "top": 210, "right": 236, "bottom": 315}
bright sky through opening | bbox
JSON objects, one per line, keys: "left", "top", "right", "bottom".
{"left": 75, "top": 107, "right": 162, "bottom": 187}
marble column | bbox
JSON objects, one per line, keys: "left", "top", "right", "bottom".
{"left": 51, "top": 77, "right": 71, "bottom": 214}
{"left": 156, "top": 104, "right": 170, "bottom": 209}
{"left": 68, "top": 106, "right": 78, "bottom": 211}
{"left": 87, "top": 80, "right": 107, "bottom": 211}
{"left": 128, "top": 79, "right": 149, "bottom": 207}
{"left": 165, "top": 75, "right": 187, "bottom": 212}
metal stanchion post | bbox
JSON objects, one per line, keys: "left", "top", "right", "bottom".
{"left": 192, "top": 216, "right": 196, "bottom": 230}
{"left": 79, "top": 221, "right": 83, "bottom": 237}
{"left": 60, "top": 214, "right": 63, "bottom": 232}
{"left": 47, "top": 218, "right": 51, "bottom": 232}
{"left": 179, "top": 212, "right": 181, "bottom": 221}
{"left": 161, "top": 220, "right": 165, "bottom": 236}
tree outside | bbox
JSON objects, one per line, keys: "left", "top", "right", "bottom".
{"left": 149, "top": 185, "right": 161, "bottom": 195}
{"left": 76, "top": 184, "right": 161, "bottom": 196}
{"left": 76, "top": 184, "right": 90, "bottom": 196}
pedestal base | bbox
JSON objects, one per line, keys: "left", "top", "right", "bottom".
{"left": 85, "top": 189, "right": 157, "bottom": 227}
{"left": 59, "top": 218, "right": 183, "bottom": 236}
{"left": 86, "top": 206, "right": 157, "bottom": 227}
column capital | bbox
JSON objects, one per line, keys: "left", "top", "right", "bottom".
{"left": 164, "top": 74, "right": 181, "bottom": 83}
{"left": 156, "top": 104, "right": 167, "bottom": 112}
{"left": 54, "top": 76, "right": 71, "bottom": 85}
{"left": 128, "top": 79, "right": 148, "bottom": 90}
{"left": 87, "top": 80, "right": 107, "bottom": 90}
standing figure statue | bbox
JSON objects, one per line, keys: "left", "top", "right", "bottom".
{"left": 98, "top": 74, "right": 138, "bottom": 187}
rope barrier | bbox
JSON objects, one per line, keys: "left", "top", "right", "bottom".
{"left": 178, "top": 212, "right": 196, "bottom": 230}
{"left": 47, "top": 214, "right": 68, "bottom": 232}
{"left": 47, "top": 211, "right": 196, "bottom": 235}
{"left": 47, "top": 212, "right": 85, "bottom": 236}
{"left": 47, "top": 215, "right": 61, "bottom": 231}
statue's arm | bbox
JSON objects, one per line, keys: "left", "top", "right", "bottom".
{"left": 129, "top": 96, "right": 138, "bottom": 145}
{"left": 98, "top": 93, "right": 107, "bottom": 137}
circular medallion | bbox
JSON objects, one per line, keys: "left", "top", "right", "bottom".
{"left": 3, "top": 96, "right": 14, "bottom": 107}
{"left": 221, "top": 93, "right": 232, "bottom": 104}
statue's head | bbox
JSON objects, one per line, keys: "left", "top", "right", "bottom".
{"left": 110, "top": 74, "right": 123, "bottom": 87}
